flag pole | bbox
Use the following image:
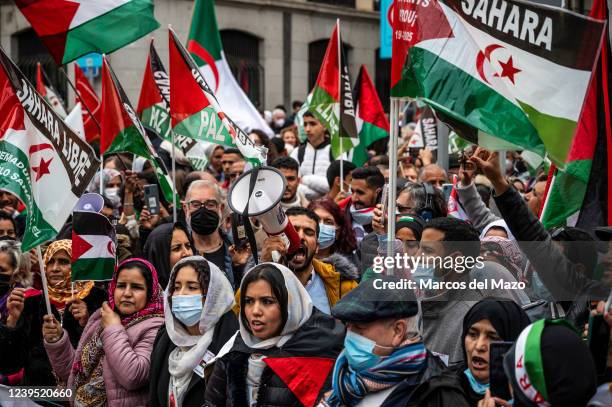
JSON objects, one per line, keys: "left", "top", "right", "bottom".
{"left": 387, "top": 98, "right": 400, "bottom": 274}
{"left": 337, "top": 19, "right": 344, "bottom": 193}
{"left": 40, "top": 64, "right": 68, "bottom": 110}
{"left": 59, "top": 66, "right": 100, "bottom": 132}
{"left": 171, "top": 131, "right": 178, "bottom": 223}
{"left": 36, "top": 246, "right": 52, "bottom": 316}
{"left": 99, "top": 154, "right": 104, "bottom": 195}
{"left": 63, "top": 64, "right": 131, "bottom": 173}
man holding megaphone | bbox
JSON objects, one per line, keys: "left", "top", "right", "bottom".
{"left": 229, "top": 167, "right": 358, "bottom": 315}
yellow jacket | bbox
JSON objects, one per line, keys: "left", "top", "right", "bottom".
{"left": 233, "top": 258, "right": 358, "bottom": 315}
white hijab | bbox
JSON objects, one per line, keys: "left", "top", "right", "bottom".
{"left": 239, "top": 263, "right": 313, "bottom": 350}
{"left": 480, "top": 219, "right": 516, "bottom": 241}
{"left": 165, "top": 256, "right": 235, "bottom": 381}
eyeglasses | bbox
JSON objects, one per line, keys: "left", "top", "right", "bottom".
{"left": 187, "top": 199, "right": 219, "bottom": 211}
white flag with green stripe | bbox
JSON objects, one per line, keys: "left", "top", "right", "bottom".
{"left": 391, "top": 0, "right": 606, "bottom": 169}
{"left": 0, "top": 47, "right": 99, "bottom": 251}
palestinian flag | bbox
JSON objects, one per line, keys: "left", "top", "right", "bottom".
{"left": 15, "top": 0, "right": 160, "bottom": 65}
{"left": 447, "top": 175, "right": 469, "bottom": 220}
{"left": 309, "top": 21, "right": 358, "bottom": 159}
{"left": 0, "top": 47, "right": 99, "bottom": 251}
{"left": 352, "top": 65, "right": 389, "bottom": 167}
{"left": 391, "top": 0, "right": 605, "bottom": 168}
{"left": 75, "top": 63, "right": 101, "bottom": 142}
{"left": 71, "top": 211, "right": 116, "bottom": 281}
{"left": 540, "top": 0, "right": 611, "bottom": 229}
{"left": 187, "top": 0, "right": 272, "bottom": 136}
{"left": 100, "top": 56, "right": 175, "bottom": 204}
{"left": 169, "top": 28, "right": 266, "bottom": 165}
{"left": 137, "top": 40, "right": 208, "bottom": 171}
{"left": 35, "top": 63, "right": 67, "bottom": 117}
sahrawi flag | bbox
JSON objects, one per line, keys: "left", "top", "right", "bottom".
{"left": 75, "top": 63, "right": 101, "bottom": 142}
{"left": 309, "top": 21, "right": 358, "bottom": 158}
{"left": 391, "top": 0, "right": 606, "bottom": 169}
{"left": 169, "top": 28, "right": 267, "bottom": 165}
{"left": 15, "top": 0, "right": 159, "bottom": 64}
{"left": 35, "top": 63, "right": 67, "bottom": 117}
{"left": 137, "top": 40, "right": 209, "bottom": 171}
{"left": 101, "top": 56, "right": 175, "bottom": 204}
{"left": 0, "top": 47, "right": 99, "bottom": 251}
{"left": 72, "top": 211, "right": 116, "bottom": 281}
{"left": 352, "top": 65, "right": 389, "bottom": 166}
{"left": 187, "top": 0, "right": 273, "bottom": 136}
{"left": 540, "top": 0, "right": 612, "bottom": 229}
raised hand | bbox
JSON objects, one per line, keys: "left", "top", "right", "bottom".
{"left": 42, "top": 314, "right": 63, "bottom": 343}
{"left": 100, "top": 301, "right": 121, "bottom": 328}
{"left": 68, "top": 299, "right": 89, "bottom": 327}
{"left": 6, "top": 287, "right": 25, "bottom": 328}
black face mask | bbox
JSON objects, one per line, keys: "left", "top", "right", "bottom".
{"left": 0, "top": 273, "right": 11, "bottom": 296}
{"left": 190, "top": 207, "right": 220, "bottom": 236}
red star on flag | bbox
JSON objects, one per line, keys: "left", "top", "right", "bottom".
{"left": 498, "top": 56, "right": 521, "bottom": 84}
{"left": 31, "top": 157, "right": 52, "bottom": 181}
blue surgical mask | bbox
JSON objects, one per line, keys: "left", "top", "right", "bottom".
{"left": 318, "top": 223, "right": 336, "bottom": 249}
{"left": 171, "top": 294, "right": 204, "bottom": 327}
{"left": 463, "top": 368, "right": 489, "bottom": 395}
{"left": 344, "top": 331, "right": 392, "bottom": 372}
{"left": 350, "top": 205, "right": 374, "bottom": 226}
{"left": 412, "top": 265, "right": 436, "bottom": 286}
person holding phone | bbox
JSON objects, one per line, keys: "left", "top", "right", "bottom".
{"left": 43, "top": 258, "right": 164, "bottom": 406}
{"left": 458, "top": 298, "right": 531, "bottom": 406}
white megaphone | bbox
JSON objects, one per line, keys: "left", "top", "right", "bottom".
{"left": 228, "top": 166, "right": 301, "bottom": 262}
{"left": 73, "top": 193, "right": 104, "bottom": 213}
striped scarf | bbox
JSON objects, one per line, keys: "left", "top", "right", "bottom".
{"left": 326, "top": 340, "right": 427, "bottom": 407}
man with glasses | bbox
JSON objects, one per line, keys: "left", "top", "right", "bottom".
{"left": 183, "top": 180, "right": 234, "bottom": 287}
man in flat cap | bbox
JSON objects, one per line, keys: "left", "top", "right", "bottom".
{"left": 319, "top": 277, "right": 469, "bottom": 407}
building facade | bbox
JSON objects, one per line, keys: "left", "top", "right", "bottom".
{"left": 0, "top": 0, "right": 389, "bottom": 113}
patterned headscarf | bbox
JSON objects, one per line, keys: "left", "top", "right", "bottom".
{"left": 107, "top": 257, "right": 164, "bottom": 326}
{"left": 71, "top": 258, "right": 163, "bottom": 405}
{"left": 481, "top": 236, "right": 525, "bottom": 278}
{"left": 43, "top": 240, "right": 94, "bottom": 309}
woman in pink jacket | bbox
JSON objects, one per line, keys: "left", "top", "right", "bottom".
{"left": 43, "top": 258, "right": 164, "bottom": 406}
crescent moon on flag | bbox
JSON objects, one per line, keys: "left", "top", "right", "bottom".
{"left": 476, "top": 44, "right": 503, "bottom": 85}
{"left": 107, "top": 241, "right": 115, "bottom": 256}
{"left": 187, "top": 40, "right": 220, "bottom": 93}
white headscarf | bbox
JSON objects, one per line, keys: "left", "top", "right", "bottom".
{"left": 88, "top": 168, "right": 122, "bottom": 193}
{"left": 165, "top": 256, "right": 235, "bottom": 398}
{"left": 239, "top": 263, "right": 313, "bottom": 350}
{"left": 480, "top": 219, "right": 516, "bottom": 241}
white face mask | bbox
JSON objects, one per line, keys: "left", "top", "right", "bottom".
{"left": 274, "top": 119, "right": 285, "bottom": 127}
{"left": 104, "top": 187, "right": 121, "bottom": 207}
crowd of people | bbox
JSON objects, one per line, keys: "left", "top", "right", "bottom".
{"left": 0, "top": 104, "right": 611, "bottom": 407}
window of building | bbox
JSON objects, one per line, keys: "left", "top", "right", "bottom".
{"left": 375, "top": 48, "right": 391, "bottom": 111}
{"left": 13, "top": 28, "right": 68, "bottom": 105}
{"left": 308, "top": 39, "right": 352, "bottom": 91}
{"left": 220, "top": 29, "right": 264, "bottom": 109}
